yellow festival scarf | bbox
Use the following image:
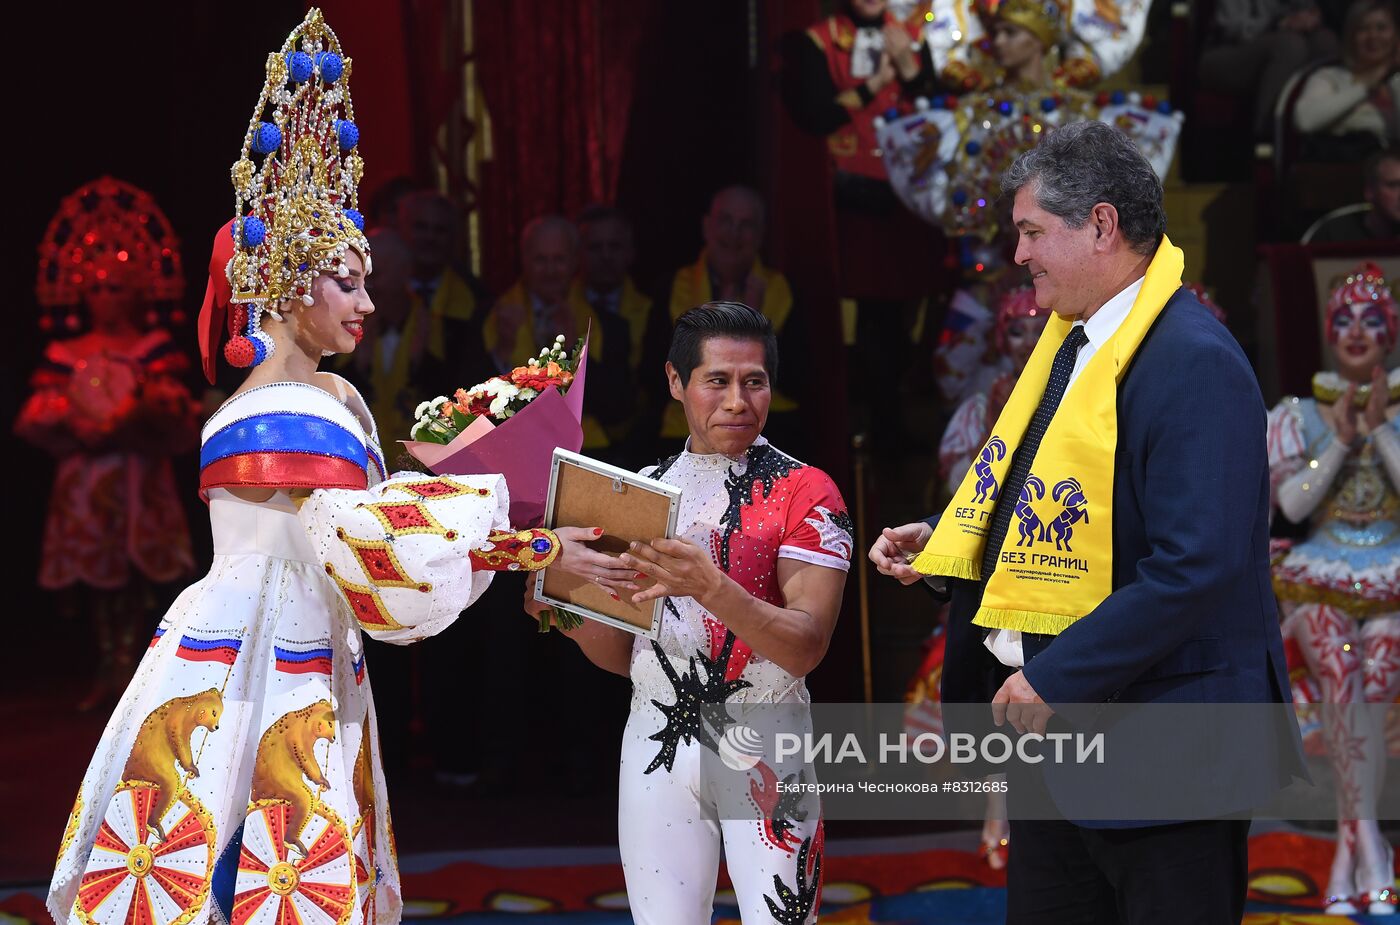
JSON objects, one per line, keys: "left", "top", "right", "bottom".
{"left": 912, "top": 237, "right": 1184, "bottom": 635}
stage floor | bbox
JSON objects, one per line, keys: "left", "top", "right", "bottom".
{"left": 4, "top": 826, "right": 1392, "bottom": 923}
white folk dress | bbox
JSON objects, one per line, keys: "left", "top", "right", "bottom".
{"left": 50, "top": 376, "right": 511, "bottom": 925}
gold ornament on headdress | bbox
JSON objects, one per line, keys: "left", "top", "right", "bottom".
{"left": 226, "top": 7, "right": 370, "bottom": 314}
{"left": 979, "top": 0, "right": 1066, "bottom": 48}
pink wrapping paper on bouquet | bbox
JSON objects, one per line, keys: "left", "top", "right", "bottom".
{"left": 401, "top": 341, "right": 589, "bottom": 527}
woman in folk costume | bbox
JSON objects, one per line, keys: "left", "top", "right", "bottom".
{"left": 1268, "top": 262, "right": 1400, "bottom": 915}
{"left": 48, "top": 11, "right": 601, "bottom": 925}
{"left": 880, "top": 0, "right": 1181, "bottom": 243}
{"left": 927, "top": 0, "right": 1146, "bottom": 94}
{"left": 17, "top": 177, "right": 198, "bottom": 711}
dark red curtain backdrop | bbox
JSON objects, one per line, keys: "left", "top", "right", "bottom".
{"left": 312, "top": 0, "right": 418, "bottom": 207}
{"left": 473, "top": 1, "right": 652, "bottom": 291}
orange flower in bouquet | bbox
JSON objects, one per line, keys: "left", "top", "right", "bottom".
{"left": 403, "top": 332, "right": 591, "bottom": 527}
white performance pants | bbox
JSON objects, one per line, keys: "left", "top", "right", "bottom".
{"left": 618, "top": 699, "right": 824, "bottom": 924}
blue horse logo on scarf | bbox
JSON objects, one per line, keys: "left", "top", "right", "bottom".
{"left": 971, "top": 437, "right": 1007, "bottom": 504}
{"left": 1045, "top": 478, "right": 1090, "bottom": 551}
{"left": 1013, "top": 475, "right": 1090, "bottom": 550}
{"left": 1014, "top": 476, "right": 1046, "bottom": 547}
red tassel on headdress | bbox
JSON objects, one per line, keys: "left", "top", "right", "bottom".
{"left": 198, "top": 220, "right": 237, "bottom": 384}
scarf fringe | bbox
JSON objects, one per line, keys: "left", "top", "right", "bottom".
{"left": 972, "top": 606, "right": 1082, "bottom": 636}
{"left": 910, "top": 552, "right": 981, "bottom": 581}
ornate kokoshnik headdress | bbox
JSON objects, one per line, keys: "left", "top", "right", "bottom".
{"left": 199, "top": 6, "right": 370, "bottom": 382}
{"left": 36, "top": 176, "right": 185, "bottom": 331}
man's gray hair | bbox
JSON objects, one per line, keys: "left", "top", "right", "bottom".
{"left": 1000, "top": 121, "right": 1165, "bottom": 256}
{"left": 709, "top": 184, "right": 767, "bottom": 228}
{"left": 520, "top": 214, "right": 580, "bottom": 253}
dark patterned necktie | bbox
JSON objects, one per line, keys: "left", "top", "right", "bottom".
{"left": 979, "top": 325, "right": 1089, "bottom": 581}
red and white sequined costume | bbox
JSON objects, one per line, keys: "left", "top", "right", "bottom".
{"left": 621, "top": 437, "right": 852, "bottom": 924}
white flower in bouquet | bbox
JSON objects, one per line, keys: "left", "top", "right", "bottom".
{"left": 486, "top": 380, "right": 521, "bottom": 418}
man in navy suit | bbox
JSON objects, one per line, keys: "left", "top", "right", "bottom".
{"left": 870, "top": 121, "right": 1305, "bottom": 923}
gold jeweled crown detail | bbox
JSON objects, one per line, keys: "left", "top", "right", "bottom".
{"left": 224, "top": 7, "right": 370, "bottom": 369}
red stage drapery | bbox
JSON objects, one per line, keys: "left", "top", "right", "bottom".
{"left": 473, "top": 1, "right": 650, "bottom": 292}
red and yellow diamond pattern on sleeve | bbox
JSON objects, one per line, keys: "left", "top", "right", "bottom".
{"left": 335, "top": 530, "right": 432, "bottom": 593}
{"left": 385, "top": 477, "right": 491, "bottom": 502}
{"left": 358, "top": 500, "right": 455, "bottom": 540}
{"left": 325, "top": 566, "right": 405, "bottom": 634}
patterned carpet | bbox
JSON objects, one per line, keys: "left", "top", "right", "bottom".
{"left": 4, "top": 829, "right": 1394, "bottom": 923}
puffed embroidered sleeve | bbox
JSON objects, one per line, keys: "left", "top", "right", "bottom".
{"left": 302, "top": 473, "right": 502, "bottom": 642}
{"left": 299, "top": 473, "right": 562, "bottom": 644}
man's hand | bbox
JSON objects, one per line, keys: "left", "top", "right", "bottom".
{"left": 491, "top": 300, "right": 527, "bottom": 369}
{"left": 621, "top": 538, "right": 724, "bottom": 604}
{"left": 992, "top": 670, "right": 1054, "bottom": 735}
{"left": 522, "top": 582, "right": 552, "bottom": 621}
{"left": 868, "top": 521, "right": 933, "bottom": 585}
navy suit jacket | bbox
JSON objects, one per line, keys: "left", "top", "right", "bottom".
{"left": 932, "top": 286, "right": 1307, "bottom": 822}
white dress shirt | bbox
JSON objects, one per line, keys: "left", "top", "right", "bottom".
{"left": 983, "top": 276, "right": 1145, "bottom": 668}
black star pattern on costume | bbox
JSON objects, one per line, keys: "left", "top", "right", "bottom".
{"left": 763, "top": 834, "right": 822, "bottom": 924}
{"left": 769, "top": 770, "right": 810, "bottom": 845}
{"left": 826, "top": 508, "right": 855, "bottom": 537}
{"left": 648, "top": 450, "right": 683, "bottom": 482}
{"left": 644, "top": 633, "right": 753, "bottom": 774}
{"left": 717, "top": 444, "right": 804, "bottom": 571}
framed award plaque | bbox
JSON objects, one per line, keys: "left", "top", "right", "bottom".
{"left": 534, "top": 448, "right": 681, "bottom": 638}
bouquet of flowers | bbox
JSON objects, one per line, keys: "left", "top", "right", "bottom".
{"left": 410, "top": 335, "right": 579, "bottom": 442}
{"left": 401, "top": 333, "right": 590, "bottom": 529}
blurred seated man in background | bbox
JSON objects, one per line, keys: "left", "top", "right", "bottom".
{"left": 573, "top": 204, "right": 668, "bottom": 458}
{"left": 1305, "top": 147, "right": 1400, "bottom": 241}
{"left": 485, "top": 214, "right": 614, "bottom": 448}
{"left": 662, "top": 186, "right": 805, "bottom": 450}
{"left": 1199, "top": 0, "right": 1339, "bottom": 139}
{"left": 398, "top": 189, "right": 492, "bottom": 342}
